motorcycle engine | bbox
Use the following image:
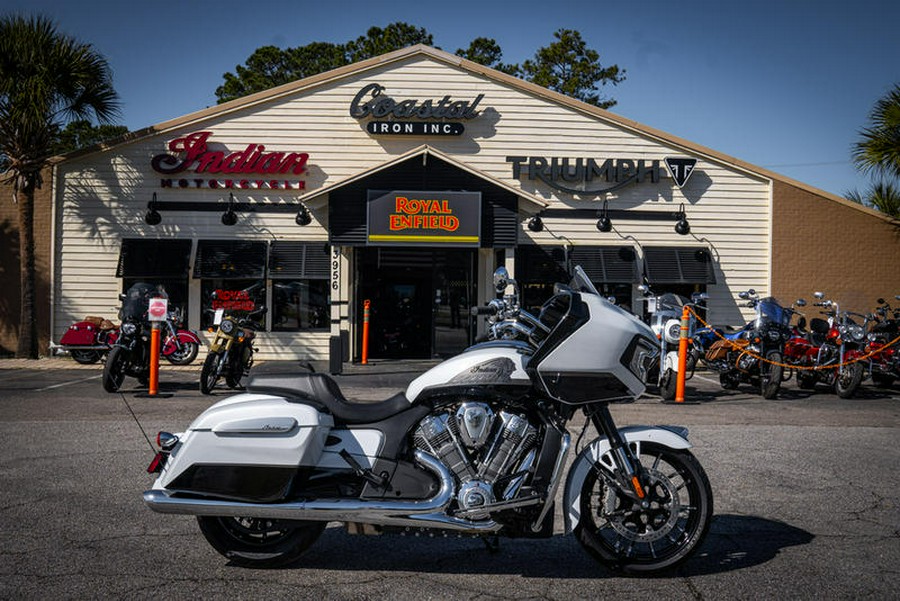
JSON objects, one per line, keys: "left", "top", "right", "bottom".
{"left": 413, "top": 402, "right": 538, "bottom": 519}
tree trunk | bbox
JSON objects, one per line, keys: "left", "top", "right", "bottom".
{"left": 15, "top": 181, "right": 38, "bottom": 359}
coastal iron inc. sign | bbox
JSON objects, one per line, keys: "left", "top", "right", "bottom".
{"left": 350, "top": 83, "right": 484, "bottom": 137}
{"left": 506, "top": 156, "right": 698, "bottom": 195}
{"left": 151, "top": 131, "right": 309, "bottom": 190}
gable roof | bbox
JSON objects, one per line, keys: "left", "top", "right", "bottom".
{"left": 58, "top": 44, "right": 897, "bottom": 225}
{"left": 298, "top": 144, "right": 547, "bottom": 213}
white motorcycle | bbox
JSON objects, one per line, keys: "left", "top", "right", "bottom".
{"left": 143, "top": 266, "right": 714, "bottom": 574}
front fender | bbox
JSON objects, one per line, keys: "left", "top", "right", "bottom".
{"left": 664, "top": 350, "right": 680, "bottom": 372}
{"left": 562, "top": 425, "right": 692, "bottom": 534}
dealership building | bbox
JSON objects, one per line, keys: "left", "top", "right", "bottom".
{"left": 2, "top": 45, "right": 898, "bottom": 367}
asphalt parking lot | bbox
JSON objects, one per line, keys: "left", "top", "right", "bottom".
{"left": 0, "top": 357, "right": 898, "bottom": 600}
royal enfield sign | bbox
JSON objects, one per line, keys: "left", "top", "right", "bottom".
{"left": 351, "top": 83, "right": 484, "bottom": 137}
{"left": 151, "top": 131, "right": 309, "bottom": 190}
{"left": 367, "top": 190, "right": 481, "bottom": 247}
{"left": 506, "top": 155, "right": 699, "bottom": 195}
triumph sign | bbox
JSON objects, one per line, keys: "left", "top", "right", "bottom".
{"left": 506, "top": 155, "right": 698, "bottom": 195}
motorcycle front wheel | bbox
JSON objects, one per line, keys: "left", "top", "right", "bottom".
{"left": 834, "top": 362, "right": 864, "bottom": 399}
{"left": 200, "top": 353, "right": 222, "bottom": 395}
{"left": 164, "top": 341, "right": 199, "bottom": 365}
{"left": 659, "top": 368, "right": 678, "bottom": 401}
{"left": 102, "top": 346, "right": 127, "bottom": 392}
{"left": 197, "top": 516, "right": 324, "bottom": 568}
{"left": 760, "top": 350, "right": 784, "bottom": 399}
{"left": 575, "top": 442, "right": 713, "bottom": 574}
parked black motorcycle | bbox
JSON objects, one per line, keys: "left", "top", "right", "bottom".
{"left": 102, "top": 282, "right": 161, "bottom": 393}
{"left": 705, "top": 289, "right": 795, "bottom": 399}
{"left": 200, "top": 305, "right": 267, "bottom": 395}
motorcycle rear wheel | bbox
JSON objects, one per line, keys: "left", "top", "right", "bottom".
{"left": 575, "top": 442, "right": 713, "bottom": 574}
{"left": 197, "top": 516, "right": 324, "bottom": 568}
{"left": 760, "top": 350, "right": 784, "bottom": 399}
{"left": 834, "top": 362, "right": 864, "bottom": 399}
{"left": 71, "top": 350, "right": 102, "bottom": 364}
{"left": 200, "top": 353, "right": 221, "bottom": 395}
{"left": 719, "top": 371, "right": 740, "bottom": 390}
{"left": 164, "top": 341, "right": 199, "bottom": 365}
{"left": 102, "top": 346, "right": 127, "bottom": 393}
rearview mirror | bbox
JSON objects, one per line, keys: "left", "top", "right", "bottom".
{"left": 814, "top": 291, "right": 824, "bottom": 300}
{"left": 795, "top": 299, "right": 807, "bottom": 307}
{"left": 493, "top": 267, "right": 509, "bottom": 293}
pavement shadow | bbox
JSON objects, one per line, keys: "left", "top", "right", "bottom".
{"left": 243, "top": 514, "right": 812, "bottom": 578}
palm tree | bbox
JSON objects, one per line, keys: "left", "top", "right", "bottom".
{"left": 848, "top": 84, "right": 900, "bottom": 219}
{"left": 0, "top": 14, "right": 119, "bottom": 358}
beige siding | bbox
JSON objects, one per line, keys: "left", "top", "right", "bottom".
{"left": 53, "top": 55, "right": 771, "bottom": 352}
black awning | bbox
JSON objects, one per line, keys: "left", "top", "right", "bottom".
{"left": 569, "top": 246, "right": 640, "bottom": 284}
{"left": 643, "top": 246, "right": 716, "bottom": 284}
{"left": 193, "top": 240, "right": 267, "bottom": 279}
{"left": 269, "top": 241, "right": 330, "bottom": 279}
{"left": 116, "top": 239, "right": 192, "bottom": 278}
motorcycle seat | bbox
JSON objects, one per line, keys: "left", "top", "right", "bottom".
{"left": 246, "top": 373, "right": 411, "bottom": 425}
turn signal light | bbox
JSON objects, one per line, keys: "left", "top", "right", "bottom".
{"left": 156, "top": 431, "right": 178, "bottom": 450}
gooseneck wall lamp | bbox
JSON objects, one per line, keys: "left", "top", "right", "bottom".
{"left": 295, "top": 204, "right": 312, "bottom": 226}
{"left": 596, "top": 199, "right": 612, "bottom": 232}
{"left": 144, "top": 192, "right": 162, "bottom": 226}
{"left": 527, "top": 215, "right": 544, "bottom": 232}
{"left": 674, "top": 203, "right": 691, "bottom": 236}
{"left": 221, "top": 193, "right": 238, "bottom": 226}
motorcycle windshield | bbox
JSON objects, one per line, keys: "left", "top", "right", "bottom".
{"left": 757, "top": 298, "right": 789, "bottom": 327}
{"left": 119, "top": 282, "right": 163, "bottom": 321}
{"left": 657, "top": 293, "right": 688, "bottom": 312}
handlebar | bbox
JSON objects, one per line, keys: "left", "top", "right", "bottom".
{"left": 471, "top": 305, "right": 499, "bottom": 316}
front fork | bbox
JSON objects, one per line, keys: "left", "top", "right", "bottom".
{"left": 588, "top": 404, "right": 649, "bottom": 503}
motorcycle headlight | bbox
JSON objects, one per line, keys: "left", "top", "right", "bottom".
{"left": 121, "top": 322, "right": 137, "bottom": 336}
{"left": 664, "top": 320, "right": 681, "bottom": 344}
{"left": 847, "top": 324, "right": 865, "bottom": 342}
{"left": 767, "top": 328, "right": 781, "bottom": 342}
{"left": 219, "top": 319, "right": 235, "bottom": 334}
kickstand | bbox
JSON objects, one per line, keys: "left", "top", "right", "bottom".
{"left": 481, "top": 534, "right": 501, "bottom": 554}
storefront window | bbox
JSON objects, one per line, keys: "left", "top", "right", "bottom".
{"left": 200, "top": 279, "right": 266, "bottom": 329}
{"left": 272, "top": 280, "right": 329, "bottom": 331}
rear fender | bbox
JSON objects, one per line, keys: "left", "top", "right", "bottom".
{"left": 562, "top": 426, "right": 692, "bottom": 534}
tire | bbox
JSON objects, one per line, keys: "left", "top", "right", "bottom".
{"left": 102, "top": 346, "right": 127, "bottom": 392}
{"left": 797, "top": 371, "right": 817, "bottom": 390}
{"left": 71, "top": 350, "right": 102, "bottom": 364}
{"left": 660, "top": 368, "right": 678, "bottom": 401}
{"left": 834, "top": 362, "right": 864, "bottom": 399}
{"left": 719, "top": 371, "right": 739, "bottom": 390}
{"left": 760, "top": 350, "right": 784, "bottom": 399}
{"left": 575, "top": 442, "right": 713, "bottom": 574}
{"left": 200, "top": 352, "right": 221, "bottom": 395}
{"left": 225, "top": 373, "right": 244, "bottom": 389}
{"left": 197, "top": 516, "right": 324, "bottom": 568}
{"left": 164, "top": 341, "right": 199, "bottom": 365}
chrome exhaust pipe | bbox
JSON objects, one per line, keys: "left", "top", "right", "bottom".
{"left": 143, "top": 450, "right": 501, "bottom": 533}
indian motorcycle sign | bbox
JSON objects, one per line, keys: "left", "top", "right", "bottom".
{"left": 151, "top": 131, "right": 309, "bottom": 190}
{"left": 350, "top": 83, "right": 484, "bottom": 137}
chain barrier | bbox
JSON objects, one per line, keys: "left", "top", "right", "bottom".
{"left": 686, "top": 306, "right": 900, "bottom": 372}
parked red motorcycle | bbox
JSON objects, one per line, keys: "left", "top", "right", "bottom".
{"left": 59, "top": 307, "right": 200, "bottom": 366}
{"left": 784, "top": 292, "right": 867, "bottom": 398}
{"left": 866, "top": 296, "right": 900, "bottom": 388}
{"left": 58, "top": 316, "right": 119, "bottom": 364}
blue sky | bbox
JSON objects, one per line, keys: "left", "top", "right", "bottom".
{"left": 5, "top": 0, "right": 899, "bottom": 198}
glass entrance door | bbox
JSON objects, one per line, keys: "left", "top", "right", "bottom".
{"left": 356, "top": 248, "right": 475, "bottom": 359}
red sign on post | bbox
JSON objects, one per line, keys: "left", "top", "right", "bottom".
{"left": 148, "top": 298, "right": 168, "bottom": 322}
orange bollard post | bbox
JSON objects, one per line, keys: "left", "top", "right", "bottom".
{"left": 148, "top": 322, "right": 160, "bottom": 396}
{"left": 674, "top": 305, "right": 690, "bottom": 403}
{"left": 361, "top": 299, "right": 371, "bottom": 365}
